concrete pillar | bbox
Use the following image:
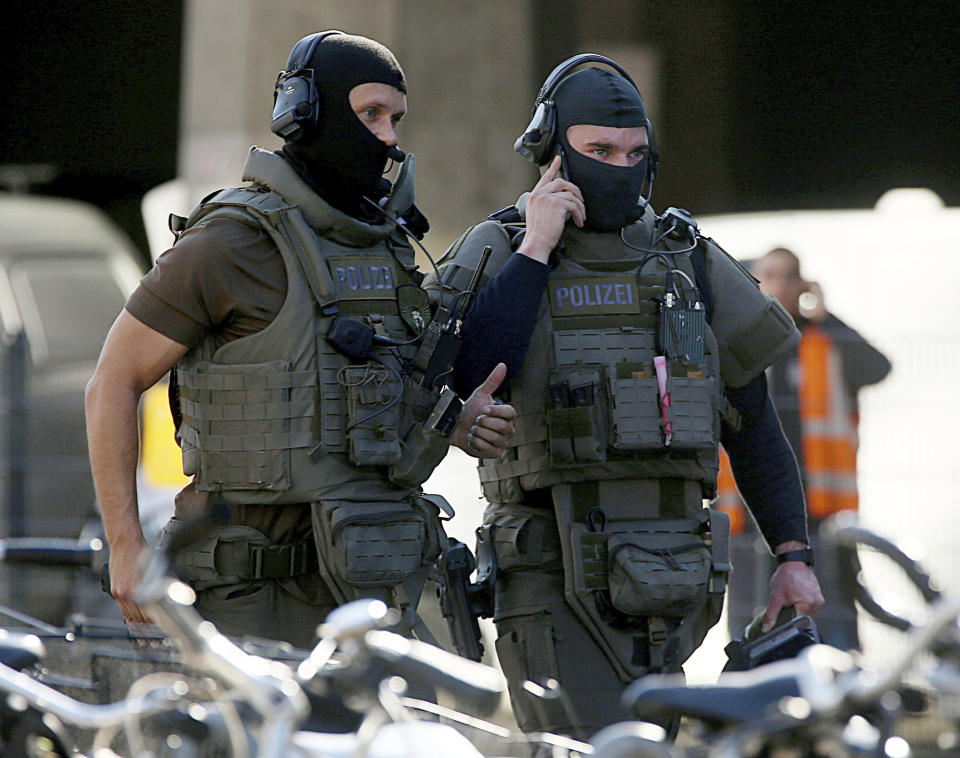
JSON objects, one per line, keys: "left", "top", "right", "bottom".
{"left": 178, "top": 0, "right": 536, "bottom": 249}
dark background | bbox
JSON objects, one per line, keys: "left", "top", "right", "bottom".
{"left": 3, "top": 1, "right": 958, "bottom": 266}
{"left": 3, "top": 1, "right": 184, "bottom": 263}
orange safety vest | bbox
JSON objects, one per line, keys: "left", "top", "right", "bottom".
{"left": 715, "top": 323, "right": 859, "bottom": 532}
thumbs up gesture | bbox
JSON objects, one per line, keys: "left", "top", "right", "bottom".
{"left": 452, "top": 362, "right": 516, "bottom": 458}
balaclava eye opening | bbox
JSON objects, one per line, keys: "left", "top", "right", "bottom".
{"left": 278, "top": 33, "right": 406, "bottom": 217}
{"left": 552, "top": 67, "right": 651, "bottom": 232}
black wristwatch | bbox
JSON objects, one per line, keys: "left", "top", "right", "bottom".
{"left": 776, "top": 547, "right": 814, "bottom": 567}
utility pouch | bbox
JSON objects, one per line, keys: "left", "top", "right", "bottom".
{"left": 389, "top": 388, "right": 462, "bottom": 488}
{"left": 546, "top": 368, "right": 606, "bottom": 464}
{"left": 607, "top": 530, "right": 711, "bottom": 617}
{"left": 339, "top": 363, "right": 402, "bottom": 466}
{"left": 158, "top": 518, "right": 274, "bottom": 591}
{"left": 483, "top": 503, "right": 562, "bottom": 572}
{"left": 553, "top": 483, "right": 731, "bottom": 683}
{"left": 313, "top": 499, "right": 431, "bottom": 591}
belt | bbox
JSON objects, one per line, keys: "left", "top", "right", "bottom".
{"left": 214, "top": 539, "right": 319, "bottom": 580}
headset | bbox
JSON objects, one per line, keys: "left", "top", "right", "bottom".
{"left": 514, "top": 53, "right": 660, "bottom": 186}
{"left": 271, "top": 30, "right": 345, "bottom": 142}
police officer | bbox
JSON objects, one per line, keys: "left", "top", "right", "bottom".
{"left": 720, "top": 247, "right": 891, "bottom": 650}
{"left": 429, "top": 56, "right": 824, "bottom": 736}
{"left": 85, "top": 31, "right": 515, "bottom": 648}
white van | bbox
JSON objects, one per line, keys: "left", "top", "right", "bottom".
{"left": 0, "top": 193, "right": 146, "bottom": 623}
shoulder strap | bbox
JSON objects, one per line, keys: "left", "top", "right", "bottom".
{"left": 487, "top": 205, "right": 526, "bottom": 250}
{"left": 181, "top": 187, "right": 341, "bottom": 309}
{"left": 488, "top": 204, "right": 523, "bottom": 224}
{"left": 690, "top": 242, "right": 713, "bottom": 324}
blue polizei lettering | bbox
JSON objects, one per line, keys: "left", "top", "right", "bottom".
{"left": 555, "top": 280, "right": 636, "bottom": 308}
{"left": 334, "top": 264, "right": 395, "bottom": 292}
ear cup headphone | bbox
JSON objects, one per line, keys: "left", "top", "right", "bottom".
{"left": 271, "top": 30, "right": 344, "bottom": 141}
{"left": 514, "top": 53, "right": 660, "bottom": 184}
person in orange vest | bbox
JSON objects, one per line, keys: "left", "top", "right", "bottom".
{"left": 718, "top": 247, "right": 891, "bottom": 649}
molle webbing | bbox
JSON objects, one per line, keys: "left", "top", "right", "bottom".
{"left": 566, "top": 480, "right": 703, "bottom": 521}
{"left": 175, "top": 182, "right": 436, "bottom": 499}
{"left": 477, "top": 255, "right": 723, "bottom": 496}
{"left": 177, "top": 363, "right": 316, "bottom": 490}
{"left": 552, "top": 313, "right": 655, "bottom": 332}
{"left": 553, "top": 325, "right": 657, "bottom": 367}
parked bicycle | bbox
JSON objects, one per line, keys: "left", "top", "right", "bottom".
{"left": 598, "top": 512, "right": 960, "bottom": 757}
{"left": 0, "top": 517, "right": 591, "bottom": 758}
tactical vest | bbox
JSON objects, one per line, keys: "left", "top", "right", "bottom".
{"left": 479, "top": 218, "right": 721, "bottom": 509}
{"left": 174, "top": 149, "right": 449, "bottom": 504}
{"left": 433, "top": 204, "right": 799, "bottom": 512}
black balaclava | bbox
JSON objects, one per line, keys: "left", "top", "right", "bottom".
{"left": 279, "top": 33, "right": 406, "bottom": 216}
{"left": 552, "top": 67, "right": 651, "bottom": 232}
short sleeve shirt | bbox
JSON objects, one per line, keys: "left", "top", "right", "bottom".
{"left": 125, "top": 217, "right": 287, "bottom": 350}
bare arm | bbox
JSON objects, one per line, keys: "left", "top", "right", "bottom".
{"left": 85, "top": 309, "right": 189, "bottom": 624}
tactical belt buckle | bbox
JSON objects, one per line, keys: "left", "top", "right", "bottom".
{"left": 647, "top": 617, "right": 668, "bottom": 646}
{"left": 249, "top": 542, "right": 315, "bottom": 580}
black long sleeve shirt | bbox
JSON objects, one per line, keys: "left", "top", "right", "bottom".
{"left": 452, "top": 253, "right": 807, "bottom": 550}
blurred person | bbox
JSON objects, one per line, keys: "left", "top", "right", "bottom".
{"left": 426, "top": 55, "right": 823, "bottom": 737}
{"left": 718, "top": 247, "right": 891, "bottom": 650}
{"left": 85, "top": 31, "right": 515, "bottom": 648}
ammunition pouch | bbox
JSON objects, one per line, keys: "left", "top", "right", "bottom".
{"left": 310, "top": 495, "right": 448, "bottom": 609}
{"left": 547, "top": 368, "right": 607, "bottom": 464}
{"left": 546, "top": 361, "right": 719, "bottom": 466}
{"left": 552, "top": 484, "right": 730, "bottom": 682}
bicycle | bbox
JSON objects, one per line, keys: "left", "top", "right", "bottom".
{"left": 596, "top": 512, "right": 960, "bottom": 757}
{"left": 0, "top": 514, "right": 593, "bottom": 758}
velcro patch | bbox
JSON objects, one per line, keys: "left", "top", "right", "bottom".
{"left": 548, "top": 274, "right": 641, "bottom": 317}
{"left": 327, "top": 256, "right": 397, "bottom": 299}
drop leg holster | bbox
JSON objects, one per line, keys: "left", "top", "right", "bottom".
{"left": 552, "top": 482, "right": 730, "bottom": 682}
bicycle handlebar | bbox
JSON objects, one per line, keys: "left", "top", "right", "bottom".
{"left": 364, "top": 630, "right": 505, "bottom": 716}
{"left": 821, "top": 514, "right": 943, "bottom": 633}
{"left": 0, "top": 537, "right": 105, "bottom": 568}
